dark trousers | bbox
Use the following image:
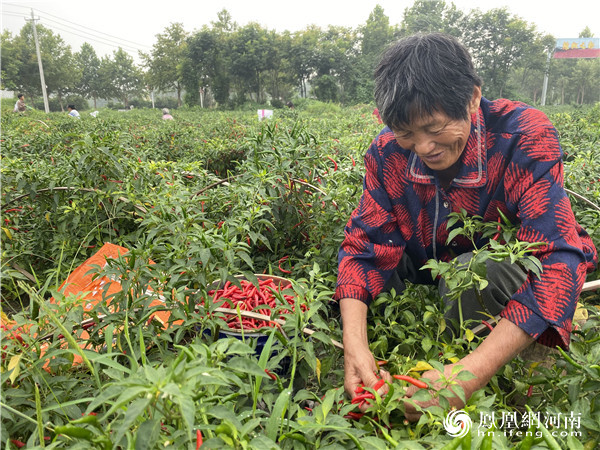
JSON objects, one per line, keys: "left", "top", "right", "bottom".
{"left": 383, "top": 252, "right": 527, "bottom": 333}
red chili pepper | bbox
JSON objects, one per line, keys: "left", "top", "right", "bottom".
{"left": 344, "top": 412, "right": 364, "bottom": 420}
{"left": 326, "top": 156, "right": 338, "bottom": 172}
{"left": 481, "top": 320, "right": 494, "bottom": 332}
{"left": 351, "top": 393, "right": 375, "bottom": 404}
{"left": 211, "top": 279, "right": 299, "bottom": 330}
{"left": 81, "top": 321, "right": 96, "bottom": 330}
{"left": 10, "top": 440, "right": 26, "bottom": 448}
{"left": 264, "top": 369, "right": 277, "bottom": 381}
{"left": 492, "top": 216, "right": 502, "bottom": 241}
{"left": 393, "top": 375, "right": 428, "bottom": 389}
{"left": 350, "top": 156, "right": 356, "bottom": 167}
{"left": 196, "top": 429, "right": 203, "bottom": 449}
{"left": 278, "top": 256, "right": 292, "bottom": 274}
{"left": 527, "top": 385, "right": 533, "bottom": 397}
{"left": 372, "top": 378, "right": 385, "bottom": 391}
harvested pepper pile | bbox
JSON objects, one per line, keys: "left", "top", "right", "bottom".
{"left": 209, "top": 278, "right": 304, "bottom": 330}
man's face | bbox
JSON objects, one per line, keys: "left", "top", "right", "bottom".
{"left": 392, "top": 112, "right": 472, "bottom": 171}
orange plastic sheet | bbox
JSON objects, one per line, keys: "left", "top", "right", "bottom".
{"left": 2, "top": 243, "right": 175, "bottom": 369}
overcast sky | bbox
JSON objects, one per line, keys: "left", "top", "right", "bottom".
{"left": 2, "top": 0, "right": 599, "bottom": 61}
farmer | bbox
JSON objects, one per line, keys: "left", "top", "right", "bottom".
{"left": 335, "top": 32, "right": 598, "bottom": 422}
{"left": 162, "top": 108, "right": 174, "bottom": 120}
{"left": 13, "top": 94, "right": 26, "bottom": 113}
{"left": 67, "top": 104, "right": 80, "bottom": 119}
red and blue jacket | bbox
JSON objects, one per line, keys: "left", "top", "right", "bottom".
{"left": 335, "top": 97, "right": 598, "bottom": 349}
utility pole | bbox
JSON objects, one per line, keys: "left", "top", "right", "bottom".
{"left": 29, "top": 9, "right": 50, "bottom": 113}
{"left": 540, "top": 50, "right": 553, "bottom": 107}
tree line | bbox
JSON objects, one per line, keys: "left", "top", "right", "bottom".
{"left": 1, "top": 1, "right": 598, "bottom": 110}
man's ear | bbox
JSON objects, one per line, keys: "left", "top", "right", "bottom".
{"left": 468, "top": 86, "right": 482, "bottom": 115}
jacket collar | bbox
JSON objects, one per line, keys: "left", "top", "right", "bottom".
{"left": 406, "top": 109, "right": 487, "bottom": 188}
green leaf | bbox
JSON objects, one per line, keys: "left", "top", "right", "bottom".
{"left": 176, "top": 394, "right": 196, "bottom": 441}
{"left": 421, "top": 338, "right": 432, "bottom": 353}
{"left": 115, "top": 397, "right": 151, "bottom": 444}
{"left": 135, "top": 419, "right": 161, "bottom": 450}
{"left": 227, "top": 356, "right": 268, "bottom": 378}
{"left": 318, "top": 389, "right": 336, "bottom": 424}
{"left": 455, "top": 370, "right": 476, "bottom": 382}
{"left": 266, "top": 389, "right": 291, "bottom": 441}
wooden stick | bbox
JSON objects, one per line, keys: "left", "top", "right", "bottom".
{"left": 582, "top": 279, "right": 600, "bottom": 292}
{"left": 213, "top": 307, "right": 344, "bottom": 349}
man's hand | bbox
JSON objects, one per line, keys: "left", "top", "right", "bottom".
{"left": 401, "top": 318, "right": 535, "bottom": 422}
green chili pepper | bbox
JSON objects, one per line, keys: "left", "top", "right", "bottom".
{"left": 525, "top": 405, "right": 562, "bottom": 450}
{"left": 583, "top": 439, "right": 598, "bottom": 450}
{"left": 440, "top": 435, "right": 463, "bottom": 450}
{"left": 70, "top": 414, "right": 99, "bottom": 425}
{"left": 480, "top": 425, "right": 494, "bottom": 450}
{"left": 557, "top": 346, "right": 584, "bottom": 370}
{"left": 54, "top": 425, "right": 94, "bottom": 440}
{"left": 280, "top": 432, "right": 309, "bottom": 444}
{"left": 518, "top": 419, "right": 535, "bottom": 450}
{"left": 460, "top": 430, "right": 471, "bottom": 450}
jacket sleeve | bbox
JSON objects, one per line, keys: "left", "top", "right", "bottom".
{"left": 334, "top": 138, "right": 407, "bottom": 304}
{"left": 500, "top": 124, "right": 598, "bottom": 349}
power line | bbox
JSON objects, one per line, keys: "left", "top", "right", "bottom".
{"left": 39, "top": 18, "right": 145, "bottom": 53}
{"left": 2, "top": 12, "right": 27, "bottom": 19}
{"left": 3, "top": 4, "right": 152, "bottom": 49}
{"left": 2, "top": 8, "right": 146, "bottom": 56}
{"left": 35, "top": 9, "right": 152, "bottom": 49}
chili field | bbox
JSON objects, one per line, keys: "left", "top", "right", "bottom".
{"left": 1, "top": 103, "right": 600, "bottom": 449}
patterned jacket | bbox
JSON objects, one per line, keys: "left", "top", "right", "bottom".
{"left": 335, "top": 97, "right": 598, "bottom": 349}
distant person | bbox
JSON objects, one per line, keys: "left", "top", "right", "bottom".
{"left": 162, "top": 108, "right": 174, "bottom": 120}
{"left": 286, "top": 101, "right": 295, "bottom": 109}
{"left": 67, "top": 104, "right": 80, "bottom": 119}
{"left": 13, "top": 94, "right": 26, "bottom": 113}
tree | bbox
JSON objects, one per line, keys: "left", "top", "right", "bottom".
{"left": 361, "top": 5, "right": 394, "bottom": 65}
{"left": 579, "top": 27, "right": 594, "bottom": 38}
{"left": 400, "top": 0, "right": 465, "bottom": 36}
{"left": 6, "top": 23, "right": 77, "bottom": 108}
{"left": 312, "top": 26, "right": 358, "bottom": 102}
{"left": 462, "top": 8, "right": 543, "bottom": 99}
{"left": 0, "top": 31, "right": 22, "bottom": 92}
{"left": 265, "top": 31, "right": 296, "bottom": 103}
{"left": 352, "top": 5, "right": 396, "bottom": 104}
{"left": 229, "top": 23, "right": 277, "bottom": 103}
{"left": 98, "top": 48, "right": 145, "bottom": 107}
{"left": 142, "top": 23, "right": 188, "bottom": 107}
{"left": 571, "top": 59, "right": 600, "bottom": 104}
{"left": 183, "top": 26, "right": 230, "bottom": 107}
{"left": 75, "top": 43, "right": 101, "bottom": 108}
{"left": 289, "top": 26, "right": 321, "bottom": 98}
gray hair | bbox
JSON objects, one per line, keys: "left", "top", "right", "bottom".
{"left": 374, "top": 33, "right": 482, "bottom": 130}
{"left": 162, "top": 108, "right": 170, "bottom": 114}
